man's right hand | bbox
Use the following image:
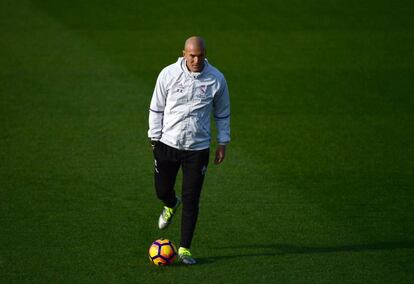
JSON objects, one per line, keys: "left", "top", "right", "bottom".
{"left": 150, "top": 140, "right": 158, "bottom": 150}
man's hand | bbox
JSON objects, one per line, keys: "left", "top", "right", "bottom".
{"left": 214, "top": 145, "right": 226, "bottom": 165}
{"left": 150, "top": 139, "right": 158, "bottom": 150}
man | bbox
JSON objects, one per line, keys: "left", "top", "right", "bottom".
{"left": 148, "top": 36, "right": 230, "bottom": 265}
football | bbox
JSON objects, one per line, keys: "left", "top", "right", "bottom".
{"left": 148, "top": 238, "right": 177, "bottom": 266}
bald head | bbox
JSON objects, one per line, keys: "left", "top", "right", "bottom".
{"left": 184, "top": 36, "right": 206, "bottom": 51}
{"left": 183, "top": 36, "right": 206, "bottom": 72}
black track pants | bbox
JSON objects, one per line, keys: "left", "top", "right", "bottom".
{"left": 153, "top": 141, "right": 209, "bottom": 249}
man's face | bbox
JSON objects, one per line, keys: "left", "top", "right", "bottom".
{"left": 183, "top": 44, "right": 206, "bottom": 72}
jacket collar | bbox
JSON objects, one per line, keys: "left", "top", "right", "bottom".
{"left": 179, "top": 57, "right": 209, "bottom": 79}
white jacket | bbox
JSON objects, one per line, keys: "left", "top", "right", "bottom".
{"left": 148, "top": 57, "right": 230, "bottom": 150}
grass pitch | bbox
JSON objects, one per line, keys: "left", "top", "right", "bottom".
{"left": 1, "top": 0, "right": 414, "bottom": 283}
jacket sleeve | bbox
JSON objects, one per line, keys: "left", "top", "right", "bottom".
{"left": 213, "top": 77, "right": 231, "bottom": 145}
{"left": 148, "top": 69, "right": 167, "bottom": 140}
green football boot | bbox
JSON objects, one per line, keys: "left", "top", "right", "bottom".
{"left": 178, "top": 247, "right": 197, "bottom": 265}
{"left": 158, "top": 197, "right": 181, "bottom": 230}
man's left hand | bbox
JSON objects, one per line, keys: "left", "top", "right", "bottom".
{"left": 214, "top": 145, "right": 226, "bottom": 165}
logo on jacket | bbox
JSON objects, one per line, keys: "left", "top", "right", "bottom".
{"left": 176, "top": 84, "right": 184, "bottom": 93}
{"left": 199, "top": 85, "right": 207, "bottom": 94}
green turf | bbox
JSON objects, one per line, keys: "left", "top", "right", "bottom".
{"left": 1, "top": 0, "right": 414, "bottom": 283}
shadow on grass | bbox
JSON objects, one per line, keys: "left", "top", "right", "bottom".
{"left": 197, "top": 240, "right": 414, "bottom": 265}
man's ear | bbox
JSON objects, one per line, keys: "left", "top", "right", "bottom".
{"left": 182, "top": 50, "right": 186, "bottom": 57}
